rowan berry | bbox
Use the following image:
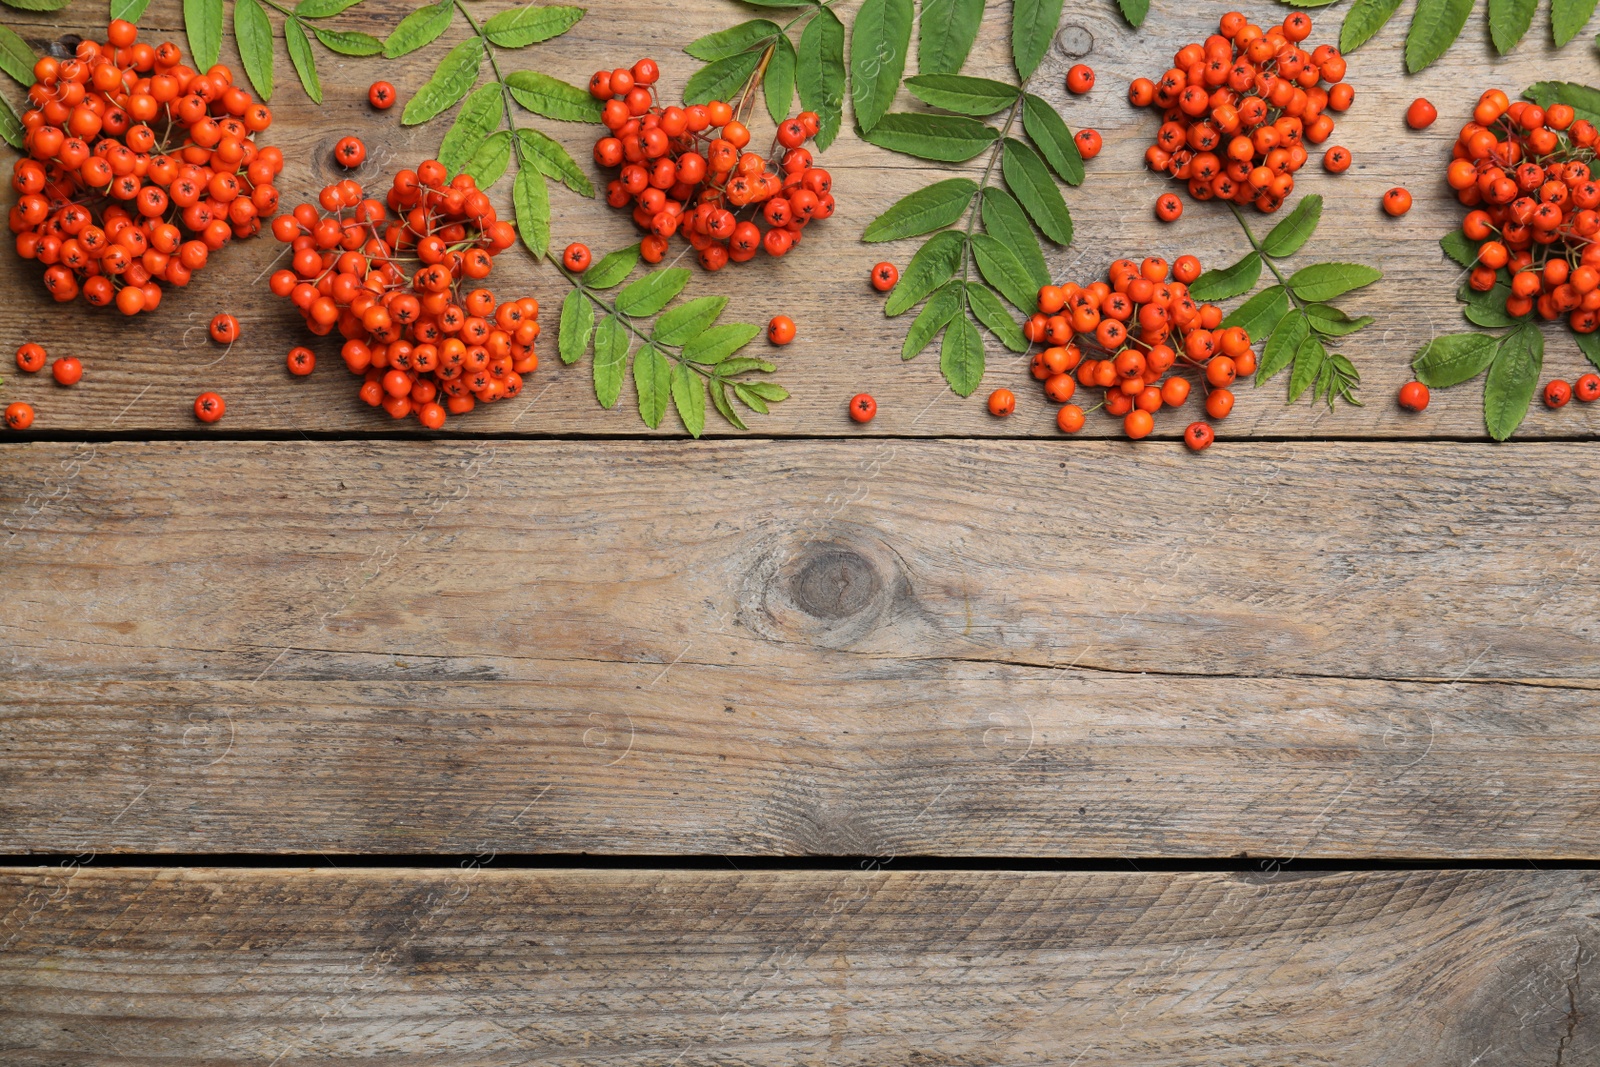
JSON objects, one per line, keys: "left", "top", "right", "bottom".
{"left": 1204, "top": 387, "right": 1234, "bottom": 418}
{"left": 335, "top": 136, "right": 366, "bottom": 168}
{"left": 1184, "top": 421, "right": 1214, "bottom": 450}
{"left": 987, "top": 388, "right": 1016, "bottom": 417}
{"left": 369, "top": 81, "right": 396, "bottom": 109}
{"left": 1397, "top": 380, "right": 1429, "bottom": 411}
{"left": 287, "top": 346, "right": 316, "bottom": 375}
{"left": 871, "top": 262, "right": 899, "bottom": 291}
{"left": 1575, "top": 373, "right": 1600, "bottom": 402}
{"left": 767, "top": 315, "right": 796, "bottom": 345}
{"left": 15, "top": 343, "right": 45, "bottom": 373}
{"left": 1074, "top": 129, "right": 1102, "bottom": 159}
{"left": 1382, "top": 187, "right": 1412, "bottom": 216}
{"left": 4, "top": 401, "right": 34, "bottom": 430}
{"left": 1155, "top": 193, "right": 1183, "bottom": 222}
{"left": 51, "top": 356, "right": 82, "bottom": 385}
{"left": 193, "top": 391, "right": 225, "bottom": 422}
{"left": 563, "top": 243, "right": 592, "bottom": 272}
{"left": 1123, "top": 409, "right": 1154, "bottom": 438}
{"left": 1066, "top": 64, "right": 1095, "bottom": 94}
{"left": 209, "top": 314, "right": 240, "bottom": 344}
{"left": 1545, "top": 379, "right": 1572, "bottom": 408}
{"left": 1323, "top": 146, "right": 1351, "bottom": 173}
{"left": 1405, "top": 98, "right": 1437, "bottom": 130}
{"left": 1056, "top": 404, "right": 1085, "bottom": 433}
{"left": 849, "top": 393, "right": 877, "bottom": 422}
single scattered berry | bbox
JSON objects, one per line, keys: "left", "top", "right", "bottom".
{"left": 334, "top": 136, "right": 367, "bottom": 169}
{"left": 871, "top": 262, "right": 899, "bottom": 291}
{"left": 1405, "top": 98, "right": 1437, "bottom": 130}
{"left": 368, "top": 81, "right": 396, "bottom": 109}
{"left": 849, "top": 393, "right": 876, "bottom": 422}
{"left": 51, "top": 355, "right": 82, "bottom": 385}
{"left": 1576, "top": 373, "right": 1600, "bottom": 402}
{"left": 1074, "top": 128, "right": 1102, "bottom": 160}
{"left": 287, "top": 346, "right": 316, "bottom": 375}
{"left": 4, "top": 400, "right": 34, "bottom": 430}
{"left": 767, "top": 314, "right": 796, "bottom": 345}
{"left": 209, "top": 313, "right": 239, "bottom": 344}
{"left": 563, "top": 243, "right": 592, "bottom": 272}
{"left": 1382, "top": 187, "right": 1412, "bottom": 216}
{"left": 1184, "top": 421, "right": 1214, "bottom": 450}
{"left": 987, "top": 388, "right": 1016, "bottom": 417}
{"left": 194, "top": 391, "right": 225, "bottom": 422}
{"left": 1397, "top": 380, "right": 1429, "bottom": 411}
{"left": 1323, "top": 146, "right": 1351, "bottom": 173}
{"left": 1545, "top": 379, "right": 1572, "bottom": 408}
{"left": 1056, "top": 404, "right": 1085, "bottom": 433}
{"left": 1066, "top": 64, "right": 1095, "bottom": 94}
{"left": 15, "top": 342, "right": 45, "bottom": 373}
{"left": 1155, "top": 192, "right": 1183, "bottom": 222}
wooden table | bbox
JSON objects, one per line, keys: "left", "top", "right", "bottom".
{"left": 3, "top": 0, "right": 1599, "bottom": 1061}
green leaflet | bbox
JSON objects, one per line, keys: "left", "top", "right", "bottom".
{"left": 1440, "top": 230, "right": 1477, "bottom": 268}
{"left": 464, "top": 130, "right": 512, "bottom": 189}
{"left": 1021, "top": 93, "right": 1084, "bottom": 186}
{"left": 184, "top": 0, "right": 224, "bottom": 72}
{"left": 0, "top": 94, "right": 24, "bottom": 150}
{"left": 616, "top": 269, "right": 691, "bottom": 316}
{"left": 672, "top": 362, "right": 707, "bottom": 437}
{"left": 965, "top": 283, "right": 1027, "bottom": 352}
{"left": 516, "top": 128, "right": 594, "bottom": 197}
{"left": 711, "top": 381, "right": 747, "bottom": 430}
{"left": 110, "top": 0, "right": 153, "bottom": 21}
{"left": 1257, "top": 308, "right": 1309, "bottom": 384}
{"left": 940, "top": 314, "right": 986, "bottom": 396}
{"left": 0, "top": 0, "right": 69, "bottom": 9}
{"left": 483, "top": 4, "right": 585, "bottom": 48}
{"left": 1012, "top": 0, "right": 1063, "bottom": 79}
{"left": 295, "top": 0, "right": 363, "bottom": 16}
{"left": 437, "top": 84, "right": 505, "bottom": 174}
{"left": 0, "top": 23, "right": 36, "bottom": 86}
{"left": 1304, "top": 303, "right": 1374, "bottom": 336}
{"left": 313, "top": 28, "right": 383, "bottom": 55}
{"left": 850, "top": 0, "right": 913, "bottom": 132}
{"left": 765, "top": 34, "right": 796, "bottom": 127}
{"left": 1287, "top": 262, "right": 1382, "bottom": 302}
{"left": 904, "top": 74, "right": 1019, "bottom": 115}
{"left": 1000, "top": 138, "right": 1072, "bottom": 245}
{"left": 970, "top": 231, "right": 1037, "bottom": 312}
{"left": 634, "top": 345, "right": 673, "bottom": 429}
{"left": 1489, "top": 0, "right": 1538, "bottom": 51}
{"left": 1189, "top": 252, "right": 1262, "bottom": 301}
{"left": 1461, "top": 280, "right": 1521, "bottom": 328}
{"left": 918, "top": 0, "right": 984, "bottom": 73}
{"left": 1339, "top": 0, "right": 1402, "bottom": 51}
{"left": 1577, "top": 331, "right": 1600, "bottom": 370}
{"left": 1117, "top": 0, "right": 1149, "bottom": 26}
{"left": 863, "top": 178, "right": 979, "bottom": 242}
{"left": 403, "top": 37, "right": 484, "bottom": 125}
{"left": 980, "top": 188, "right": 1049, "bottom": 289}
{"left": 506, "top": 70, "right": 602, "bottom": 122}
{"left": 1288, "top": 335, "right": 1326, "bottom": 403}
{"left": 1552, "top": 0, "right": 1599, "bottom": 45}
{"left": 683, "top": 323, "right": 760, "bottom": 364}
{"left": 285, "top": 16, "right": 321, "bottom": 102}
{"left": 717, "top": 357, "right": 778, "bottom": 376}
{"left": 1484, "top": 323, "right": 1543, "bottom": 440}
{"left": 1222, "top": 284, "right": 1288, "bottom": 339}
{"left": 886, "top": 230, "right": 966, "bottom": 316}
{"left": 559, "top": 290, "right": 594, "bottom": 365}
{"left": 1261, "top": 195, "right": 1321, "bottom": 258}
{"left": 1404, "top": 0, "right": 1474, "bottom": 72}
{"left": 862, "top": 112, "right": 1000, "bottom": 161}
{"left": 687, "top": 19, "right": 780, "bottom": 61}
{"left": 903, "top": 282, "right": 962, "bottom": 359}
{"left": 653, "top": 296, "right": 728, "bottom": 346}
{"left": 1524, "top": 82, "right": 1600, "bottom": 125}
{"left": 733, "top": 382, "right": 771, "bottom": 414}
{"left": 583, "top": 245, "right": 641, "bottom": 289}
{"left": 592, "top": 314, "right": 629, "bottom": 409}
{"left": 797, "top": 7, "right": 845, "bottom": 151}
{"left": 684, "top": 51, "right": 762, "bottom": 105}
{"left": 384, "top": 0, "right": 452, "bottom": 58}
{"left": 513, "top": 164, "right": 550, "bottom": 257}
{"left": 1411, "top": 332, "right": 1499, "bottom": 387}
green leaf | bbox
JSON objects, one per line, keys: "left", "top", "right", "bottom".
{"left": 797, "top": 7, "right": 845, "bottom": 151}
{"left": 1524, "top": 81, "right": 1600, "bottom": 125}
{"left": 885, "top": 230, "right": 966, "bottom": 316}
{"left": 110, "top": 0, "right": 153, "bottom": 22}
{"left": 1304, "top": 303, "right": 1374, "bottom": 336}
{"left": 384, "top": 0, "right": 452, "bottom": 58}
{"left": 184, "top": 0, "right": 224, "bottom": 72}
{"left": 918, "top": 0, "right": 984, "bottom": 73}
{"left": 1021, "top": 93, "right": 1084, "bottom": 186}
{"left": 1411, "top": 332, "right": 1499, "bottom": 387}
{"left": 1258, "top": 308, "right": 1309, "bottom": 385}
{"left": 1440, "top": 230, "right": 1477, "bottom": 268}
{"left": 295, "top": 0, "right": 364, "bottom": 17}
{"left": 850, "top": 0, "right": 913, "bottom": 131}
{"left": 765, "top": 33, "right": 796, "bottom": 126}
{"left": 711, "top": 381, "right": 749, "bottom": 431}
{"left": 980, "top": 188, "right": 1049, "bottom": 289}
{"left": 1288, "top": 335, "right": 1326, "bottom": 403}
{"left": 1189, "top": 252, "right": 1263, "bottom": 302}
{"left": 0, "top": 94, "right": 24, "bottom": 150}
{"left": 632, "top": 345, "right": 672, "bottom": 429}
{"left": 313, "top": 28, "right": 383, "bottom": 55}
{"left": 1553, "top": 0, "right": 1598, "bottom": 45}
{"left": 464, "top": 129, "right": 512, "bottom": 189}
{"left": 862, "top": 112, "right": 1000, "bottom": 161}
{"left": 687, "top": 19, "right": 780, "bottom": 60}
{"left": 742, "top": 381, "right": 790, "bottom": 403}
{"left": 403, "top": 37, "right": 483, "bottom": 125}
{"left": 965, "top": 283, "right": 1027, "bottom": 352}
{"left": 672, "top": 362, "right": 707, "bottom": 437}
{"left": 559, "top": 290, "right": 594, "bottom": 365}
{"left": 683, "top": 323, "right": 761, "bottom": 364}
{"left": 863, "top": 178, "right": 979, "bottom": 242}
{"left": 1000, "top": 138, "right": 1072, "bottom": 245}
{"left": 484, "top": 3, "right": 585, "bottom": 47}
{"left": 654, "top": 296, "right": 728, "bottom": 346}
{"left": 1576, "top": 330, "right": 1600, "bottom": 370}
{"left": 970, "top": 231, "right": 1038, "bottom": 312}
{"left": 1261, "top": 195, "right": 1322, "bottom": 258}
{"left": 903, "top": 282, "right": 963, "bottom": 359}
{"left": 513, "top": 164, "right": 550, "bottom": 258}
{"left": 0, "top": 0, "right": 70, "bottom": 9}
{"left": 616, "top": 268, "right": 692, "bottom": 316}
{"left": 284, "top": 16, "right": 321, "bottom": 103}
{"left": 733, "top": 382, "right": 771, "bottom": 414}
{"left": 1489, "top": 0, "right": 1538, "bottom": 51}
{"left": 516, "top": 127, "right": 594, "bottom": 197}
{"left": 904, "top": 73, "right": 1019, "bottom": 115}
{"left": 940, "top": 314, "right": 986, "bottom": 396}
{"left": 506, "top": 70, "right": 602, "bottom": 122}
{"left": 1485, "top": 323, "right": 1543, "bottom": 440}
{"left": 1222, "top": 284, "right": 1287, "bottom": 339}
{"left": 1404, "top": 0, "right": 1473, "bottom": 72}
{"left": 438, "top": 84, "right": 505, "bottom": 174}
{"left": 0, "top": 23, "right": 36, "bottom": 86}
{"left": 1287, "top": 262, "right": 1382, "bottom": 302}
{"left": 1339, "top": 0, "right": 1402, "bottom": 50}
{"left": 1117, "top": 0, "right": 1149, "bottom": 27}
{"left": 592, "top": 315, "right": 628, "bottom": 409}
{"left": 1461, "top": 279, "right": 1521, "bottom": 328}
{"left": 684, "top": 51, "right": 762, "bottom": 106}
{"left": 1012, "top": 0, "right": 1063, "bottom": 78}
{"left": 583, "top": 245, "right": 641, "bottom": 289}
{"left": 717, "top": 357, "right": 777, "bottom": 376}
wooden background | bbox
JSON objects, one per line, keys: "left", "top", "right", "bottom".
{"left": 2, "top": 0, "right": 1599, "bottom": 1061}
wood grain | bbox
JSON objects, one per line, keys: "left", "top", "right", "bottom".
{"left": 4, "top": 439, "right": 1598, "bottom": 856}
{"left": 0, "top": 1, "right": 1597, "bottom": 437}
{"left": 2, "top": 866, "right": 1596, "bottom": 1065}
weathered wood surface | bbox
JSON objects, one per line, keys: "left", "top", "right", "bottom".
{"left": 0, "top": 0, "right": 1597, "bottom": 437}
{"left": 4, "top": 439, "right": 1598, "bottom": 856}
{"left": 2, "top": 866, "right": 1596, "bottom": 1065}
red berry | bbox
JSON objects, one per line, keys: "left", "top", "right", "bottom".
{"left": 848, "top": 393, "right": 877, "bottom": 422}
{"left": 286, "top": 346, "right": 316, "bottom": 376}
{"left": 1397, "top": 380, "right": 1429, "bottom": 411}
{"left": 209, "top": 313, "right": 239, "bottom": 344}
{"left": 1382, "top": 187, "right": 1412, "bottom": 216}
{"left": 1155, "top": 192, "right": 1183, "bottom": 222}
{"left": 987, "top": 388, "right": 1016, "bottom": 417}
{"left": 1405, "top": 98, "right": 1437, "bottom": 129}
{"left": 1066, "top": 64, "right": 1095, "bottom": 94}
{"left": 368, "top": 81, "right": 396, "bottom": 109}
{"left": 4, "top": 401, "right": 34, "bottom": 430}
{"left": 193, "top": 391, "right": 225, "bottom": 423}
{"left": 563, "top": 243, "right": 592, "bottom": 272}
{"left": 767, "top": 315, "right": 796, "bottom": 345}
{"left": 870, "top": 261, "right": 898, "bottom": 291}
{"left": 51, "top": 355, "right": 82, "bottom": 385}
{"left": 1576, "top": 373, "right": 1600, "bottom": 402}
{"left": 15, "top": 342, "right": 45, "bottom": 373}
{"left": 1074, "top": 128, "right": 1102, "bottom": 159}
{"left": 1184, "top": 422, "right": 1214, "bottom": 450}
{"left": 1545, "top": 379, "right": 1572, "bottom": 408}
{"left": 334, "top": 136, "right": 366, "bottom": 168}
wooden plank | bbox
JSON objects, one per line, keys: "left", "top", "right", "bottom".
{"left": 1, "top": 866, "right": 1596, "bottom": 1065}
{"left": 0, "top": 2, "right": 1597, "bottom": 437}
{"left": 4, "top": 439, "right": 1599, "bottom": 856}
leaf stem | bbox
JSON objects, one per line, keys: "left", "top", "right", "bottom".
{"left": 558, "top": 267, "right": 726, "bottom": 383}
{"left": 958, "top": 81, "right": 1028, "bottom": 293}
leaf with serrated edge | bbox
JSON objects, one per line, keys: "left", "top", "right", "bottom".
{"left": 1118, "top": 0, "right": 1149, "bottom": 27}
{"left": 559, "top": 290, "right": 594, "bottom": 365}
{"left": 516, "top": 128, "right": 594, "bottom": 197}
{"left": 184, "top": 0, "right": 224, "bottom": 72}
{"left": 403, "top": 37, "right": 483, "bottom": 125}
{"left": 863, "top": 179, "right": 978, "bottom": 242}
{"left": 1288, "top": 335, "right": 1326, "bottom": 403}
{"left": 965, "top": 283, "right": 1027, "bottom": 352}
{"left": 464, "top": 130, "right": 512, "bottom": 189}
{"left": 850, "top": 0, "right": 913, "bottom": 131}
{"left": 438, "top": 84, "right": 504, "bottom": 174}
{"left": 653, "top": 296, "right": 728, "bottom": 346}
{"left": 1404, "top": 0, "right": 1473, "bottom": 73}
{"left": 684, "top": 51, "right": 761, "bottom": 106}
{"left": 1021, "top": 93, "right": 1084, "bottom": 186}
{"left": 1525, "top": 82, "right": 1600, "bottom": 125}
{"left": 1304, "top": 303, "right": 1374, "bottom": 336}
{"left": 0, "top": 23, "right": 36, "bottom": 86}
{"left": 1000, "top": 138, "right": 1072, "bottom": 244}
{"left": 683, "top": 323, "right": 760, "bottom": 364}
{"left": 0, "top": 0, "right": 71, "bottom": 10}
{"left": 733, "top": 383, "right": 769, "bottom": 414}
{"left": 687, "top": 19, "right": 780, "bottom": 61}
{"left": 1577, "top": 331, "right": 1600, "bottom": 370}
{"left": 860, "top": 112, "right": 998, "bottom": 162}
{"left": 904, "top": 73, "right": 1019, "bottom": 115}
{"left": 634, "top": 345, "right": 672, "bottom": 428}
{"left": 717, "top": 357, "right": 777, "bottom": 376}
{"left": 1489, "top": 0, "right": 1537, "bottom": 51}
{"left": 903, "top": 282, "right": 962, "bottom": 359}
{"left": 919, "top": 0, "right": 984, "bottom": 73}
{"left": 592, "top": 315, "right": 628, "bottom": 408}
{"left": 295, "top": 0, "right": 363, "bottom": 17}
{"left": 1257, "top": 308, "right": 1309, "bottom": 384}
{"left": 1485, "top": 323, "right": 1543, "bottom": 440}
{"left": 980, "top": 188, "right": 1049, "bottom": 289}
{"left": 513, "top": 164, "right": 550, "bottom": 258}
{"left": 765, "top": 34, "right": 795, "bottom": 126}
{"left": 1552, "top": 0, "right": 1598, "bottom": 46}
{"left": 616, "top": 268, "right": 691, "bottom": 317}
{"left": 1440, "top": 230, "right": 1477, "bottom": 268}
{"left": 1261, "top": 195, "right": 1322, "bottom": 258}
{"left": 506, "top": 70, "right": 602, "bottom": 122}
{"left": 313, "top": 28, "right": 383, "bottom": 55}
{"left": 797, "top": 7, "right": 845, "bottom": 150}
{"left": 1190, "top": 251, "right": 1262, "bottom": 301}
{"left": 886, "top": 230, "right": 966, "bottom": 316}
{"left": 711, "top": 381, "right": 748, "bottom": 430}
{"left": 1411, "top": 332, "right": 1499, "bottom": 387}
{"left": 284, "top": 17, "right": 321, "bottom": 103}
{"left": 941, "top": 313, "right": 986, "bottom": 395}
{"left": 1288, "top": 261, "right": 1382, "bottom": 301}
{"left": 583, "top": 245, "right": 641, "bottom": 289}
{"left": 0, "top": 93, "right": 24, "bottom": 149}
{"left": 111, "top": 0, "right": 152, "bottom": 21}
{"left": 483, "top": 3, "right": 585, "bottom": 48}
{"left": 672, "top": 362, "right": 707, "bottom": 437}
{"left": 1339, "top": 0, "right": 1401, "bottom": 50}
{"left": 1012, "top": 0, "right": 1063, "bottom": 78}
{"left": 970, "top": 231, "right": 1037, "bottom": 312}
{"left": 384, "top": 0, "right": 451, "bottom": 58}
{"left": 1222, "top": 284, "right": 1287, "bottom": 339}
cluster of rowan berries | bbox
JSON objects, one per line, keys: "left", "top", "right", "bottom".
{"left": 1450, "top": 90, "right": 1600, "bottom": 331}
{"left": 589, "top": 58, "right": 835, "bottom": 270}
{"left": 1024, "top": 255, "right": 1254, "bottom": 448}
{"left": 268, "top": 157, "right": 538, "bottom": 429}
{"left": 1130, "top": 11, "right": 1349, "bottom": 220}
{"left": 7, "top": 19, "right": 280, "bottom": 314}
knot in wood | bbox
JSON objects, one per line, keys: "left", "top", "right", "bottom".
{"left": 790, "top": 544, "right": 882, "bottom": 620}
{"left": 1055, "top": 25, "right": 1094, "bottom": 58}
